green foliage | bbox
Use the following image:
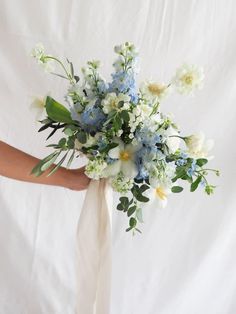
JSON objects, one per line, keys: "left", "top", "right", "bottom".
{"left": 77, "top": 132, "right": 87, "bottom": 144}
{"left": 45, "top": 96, "right": 73, "bottom": 124}
{"left": 131, "top": 184, "right": 149, "bottom": 203}
{"left": 196, "top": 158, "right": 208, "bottom": 167}
{"left": 171, "top": 186, "right": 184, "bottom": 193}
{"left": 190, "top": 176, "right": 202, "bottom": 192}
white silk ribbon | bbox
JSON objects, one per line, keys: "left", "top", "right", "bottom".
{"left": 76, "top": 179, "right": 113, "bottom": 314}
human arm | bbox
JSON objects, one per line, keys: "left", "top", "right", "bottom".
{"left": 0, "top": 140, "right": 90, "bottom": 191}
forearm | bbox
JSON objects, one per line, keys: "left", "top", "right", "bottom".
{"left": 0, "top": 140, "right": 69, "bottom": 187}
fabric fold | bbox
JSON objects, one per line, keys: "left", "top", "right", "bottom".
{"left": 76, "top": 179, "right": 113, "bottom": 314}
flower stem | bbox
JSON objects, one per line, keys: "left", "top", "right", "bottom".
{"left": 44, "top": 56, "right": 74, "bottom": 84}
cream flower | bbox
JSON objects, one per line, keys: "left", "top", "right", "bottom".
{"left": 101, "top": 93, "right": 130, "bottom": 114}
{"left": 31, "top": 43, "right": 54, "bottom": 72}
{"left": 172, "top": 64, "right": 204, "bottom": 95}
{"left": 166, "top": 126, "right": 180, "bottom": 153}
{"left": 85, "top": 159, "right": 107, "bottom": 180}
{"left": 30, "top": 96, "right": 47, "bottom": 120}
{"left": 104, "top": 140, "right": 139, "bottom": 178}
{"left": 185, "top": 132, "right": 214, "bottom": 159}
{"left": 147, "top": 184, "right": 171, "bottom": 208}
{"left": 141, "top": 81, "right": 170, "bottom": 102}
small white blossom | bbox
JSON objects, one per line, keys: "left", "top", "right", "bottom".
{"left": 166, "top": 126, "right": 180, "bottom": 153}
{"left": 172, "top": 64, "right": 204, "bottom": 95}
{"left": 185, "top": 132, "right": 214, "bottom": 159}
{"left": 30, "top": 96, "right": 47, "bottom": 120}
{"left": 85, "top": 159, "right": 107, "bottom": 180}
{"left": 101, "top": 93, "right": 130, "bottom": 114}
{"left": 111, "top": 172, "right": 134, "bottom": 194}
{"left": 31, "top": 43, "right": 54, "bottom": 72}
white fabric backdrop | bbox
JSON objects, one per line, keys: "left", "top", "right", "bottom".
{"left": 0, "top": 0, "right": 235, "bottom": 313}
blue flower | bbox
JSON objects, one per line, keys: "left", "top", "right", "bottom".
{"left": 187, "top": 160, "right": 197, "bottom": 177}
{"left": 108, "top": 70, "right": 138, "bottom": 103}
{"left": 80, "top": 104, "right": 106, "bottom": 133}
{"left": 135, "top": 146, "right": 154, "bottom": 180}
{"left": 176, "top": 158, "right": 187, "bottom": 166}
{"left": 135, "top": 127, "right": 161, "bottom": 150}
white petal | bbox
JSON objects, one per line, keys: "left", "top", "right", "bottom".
{"left": 108, "top": 146, "right": 120, "bottom": 159}
{"left": 103, "top": 160, "right": 121, "bottom": 177}
{"left": 121, "top": 160, "right": 138, "bottom": 178}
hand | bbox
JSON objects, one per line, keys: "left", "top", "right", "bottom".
{"left": 61, "top": 166, "right": 91, "bottom": 191}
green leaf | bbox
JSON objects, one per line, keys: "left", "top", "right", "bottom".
{"left": 64, "top": 127, "right": 74, "bottom": 136}
{"left": 125, "top": 227, "right": 133, "bottom": 232}
{"left": 31, "top": 152, "right": 59, "bottom": 176}
{"left": 120, "top": 110, "right": 130, "bottom": 122}
{"left": 113, "top": 114, "right": 122, "bottom": 131}
{"left": 117, "top": 197, "right": 129, "bottom": 212}
{"left": 136, "top": 207, "right": 144, "bottom": 223}
{"left": 139, "top": 184, "right": 150, "bottom": 193}
{"left": 196, "top": 158, "right": 208, "bottom": 167}
{"left": 131, "top": 184, "right": 150, "bottom": 203}
{"left": 66, "top": 150, "right": 76, "bottom": 169}
{"left": 127, "top": 205, "right": 136, "bottom": 217}
{"left": 77, "top": 132, "right": 87, "bottom": 144}
{"left": 136, "top": 194, "right": 149, "bottom": 202}
{"left": 190, "top": 176, "right": 202, "bottom": 192}
{"left": 47, "top": 153, "right": 68, "bottom": 176}
{"left": 129, "top": 217, "right": 137, "bottom": 228}
{"left": 58, "top": 138, "right": 66, "bottom": 147}
{"left": 45, "top": 96, "right": 73, "bottom": 124}
{"left": 67, "top": 136, "right": 75, "bottom": 149}
{"left": 171, "top": 186, "right": 184, "bottom": 193}
{"left": 40, "top": 154, "right": 59, "bottom": 171}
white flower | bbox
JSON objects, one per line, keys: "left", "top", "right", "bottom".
{"left": 30, "top": 96, "right": 47, "bottom": 120}
{"left": 31, "top": 43, "right": 45, "bottom": 60}
{"left": 101, "top": 93, "right": 130, "bottom": 114}
{"left": 85, "top": 159, "right": 107, "bottom": 180}
{"left": 111, "top": 172, "right": 134, "bottom": 194}
{"left": 31, "top": 43, "right": 54, "bottom": 72}
{"left": 140, "top": 81, "right": 170, "bottom": 102}
{"left": 104, "top": 140, "right": 140, "bottom": 178}
{"left": 147, "top": 183, "right": 171, "bottom": 208}
{"left": 128, "top": 102, "right": 156, "bottom": 133}
{"left": 172, "top": 64, "right": 204, "bottom": 95}
{"left": 185, "top": 132, "right": 214, "bottom": 159}
{"left": 166, "top": 126, "right": 180, "bottom": 153}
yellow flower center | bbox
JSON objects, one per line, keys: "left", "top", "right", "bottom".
{"left": 155, "top": 187, "right": 167, "bottom": 200}
{"left": 182, "top": 74, "right": 193, "bottom": 85}
{"left": 119, "top": 150, "right": 131, "bottom": 161}
{"left": 148, "top": 83, "right": 166, "bottom": 96}
{"left": 111, "top": 99, "right": 118, "bottom": 109}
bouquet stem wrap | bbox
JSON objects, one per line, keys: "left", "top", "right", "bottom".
{"left": 76, "top": 179, "right": 113, "bottom": 314}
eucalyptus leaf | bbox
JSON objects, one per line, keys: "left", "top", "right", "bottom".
{"left": 171, "top": 186, "right": 184, "bottom": 193}
{"left": 190, "top": 176, "right": 202, "bottom": 192}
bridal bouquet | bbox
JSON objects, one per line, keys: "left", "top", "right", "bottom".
{"left": 31, "top": 42, "right": 219, "bottom": 233}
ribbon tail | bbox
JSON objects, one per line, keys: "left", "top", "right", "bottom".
{"left": 76, "top": 179, "right": 113, "bottom": 314}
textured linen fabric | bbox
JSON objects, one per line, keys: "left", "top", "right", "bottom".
{"left": 0, "top": 0, "right": 235, "bottom": 313}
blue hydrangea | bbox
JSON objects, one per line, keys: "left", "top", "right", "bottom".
{"left": 135, "top": 146, "right": 154, "bottom": 180}
{"left": 80, "top": 104, "right": 106, "bottom": 133}
{"left": 135, "top": 127, "right": 161, "bottom": 149}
